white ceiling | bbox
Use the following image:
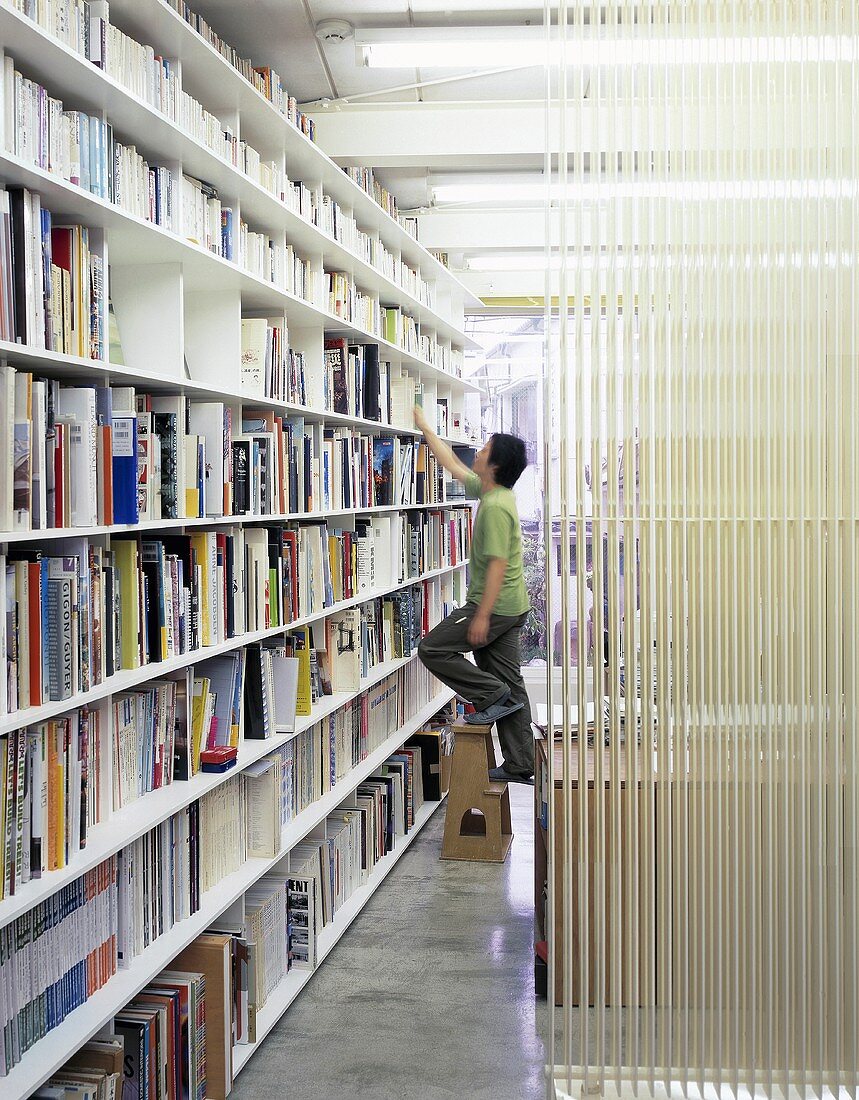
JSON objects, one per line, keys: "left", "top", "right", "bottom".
{"left": 191, "top": 0, "right": 557, "bottom": 296}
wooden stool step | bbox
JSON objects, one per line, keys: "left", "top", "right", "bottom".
{"left": 483, "top": 781, "right": 508, "bottom": 797}
{"left": 440, "top": 723, "right": 514, "bottom": 863}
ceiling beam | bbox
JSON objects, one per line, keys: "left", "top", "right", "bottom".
{"left": 413, "top": 208, "right": 601, "bottom": 252}
{"left": 310, "top": 97, "right": 814, "bottom": 171}
{"left": 309, "top": 101, "right": 551, "bottom": 168}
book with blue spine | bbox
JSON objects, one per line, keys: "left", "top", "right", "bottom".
{"left": 111, "top": 388, "right": 138, "bottom": 525}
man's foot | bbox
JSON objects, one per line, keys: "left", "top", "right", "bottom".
{"left": 464, "top": 697, "right": 525, "bottom": 726}
{"left": 489, "top": 765, "right": 534, "bottom": 785}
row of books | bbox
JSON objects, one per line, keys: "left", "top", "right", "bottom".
{"left": 232, "top": 729, "right": 448, "bottom": 1078}
{"left": 323, "top": 270, "right": 381, "bottom": 334}
{"left": 132, "top": 721, "right": 448, "bottom": 1091}
{"left": 0, "top": 504, "right": 470, "bottom": 715}
{"left": 1, "top": 175, "right": 452, "bottom": 393}
{"left": 0, "top": 708, "right": 104, "bottom": 899}
{"left": 116, "top": 799, "right": 202, "bottom": 963}
{"left": 10, "top": 4, "right": 440, "bottom": 316}
{"left": 344, "top": 166, "right": 403, "bottom": 225}
{"left": 321, "top": 338, "right": 453, "bottom": 436}
{"left": 33, "top": 953, "right": 209, "bottom": 1099}
{"left": 244, "top": 573, "right": 451, "bottom": 736}
{"left": 433, "top": 341, "right": 464, "bottom": 378}
{"left": 2, "top": 56, "right": 221, "bottom": 244}
{"left": 93, "top": 16, "right": 181, "bottom": 120}
{"left": 0, "top": 66, "right": 300, "bottom": 309}
{"left": 164, "top": 0, "right": 318, "bottom": 141}
{"left": 240, "top": 316, "right": 307, "bottom": 405}
{"left": 0, "top": 188, "right": 103, "bottom": 358}
{"left": 0, "top": 856, "right": 119, "bottom": 1078}
{"left": 310, "top": 653, "right": 439, "bottom": 795}
{"left": 0, "top": 784, "right": 219, "bottom": 1078}
{"left": 9, "top": 0, "right": 93, "bottom": 58}
{"left": 315, "top": 198, "right": 433, "bottom": 308}
{"left": 0, "top": 365, "right": 470, "bottom": 532}
{"left": 323, "top": 279, "right": 460, "bottom": 371}
{"left": 240, "top": 661, "right": 436, "bottom": 864}
{"left": 320, "top": 585, "right": 427, "bottom": 698}
{"left": 0, "top": 685, "right": 450, "bottom": 1084}
{"left": 32, "top": 1033, "right": 125, "bottom": 1100}
{"left": 6, "top": 9, "right": 276, "bottom": 216}
{"left": 383, "top": 306, "right": 463, "bottom": 377}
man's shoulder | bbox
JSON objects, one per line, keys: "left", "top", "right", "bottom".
{"left": 489, "top": 486, "right": 518, "bottom": 507}
{"left": 480, "top": 489, "right": 519, "bottom": 519}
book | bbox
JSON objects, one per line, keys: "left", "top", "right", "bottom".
{"left": 111, "top": 390, "right": 139, "bottom": 526}
{"left": 172, "top": 935, "right": 234, "bottom": 1100}
{"left": 324, "top": 337, "right": 349, "bottom": 415}
{"left": 242, "top": 755, "right": 282, "bottom": 858}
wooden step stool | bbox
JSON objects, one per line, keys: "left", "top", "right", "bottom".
{"left": 440, "top": 723, "right": 514, "bottom": 863}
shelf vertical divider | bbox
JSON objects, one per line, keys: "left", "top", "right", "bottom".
{"left": 110, "top": 260, "right": 185, "bottom": 381}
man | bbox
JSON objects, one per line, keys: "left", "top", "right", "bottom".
{"left": 414, "top": 406, "right": 534, "bottom": 784}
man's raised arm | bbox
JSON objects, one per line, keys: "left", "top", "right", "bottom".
{"left": 413, "top": 404, "right": 473, "bottom": 483}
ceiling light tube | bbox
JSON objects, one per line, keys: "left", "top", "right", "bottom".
{"left": 357, "top": 27, "right": 857, "bottom": 70}
{"left": 467, "top": 254, "right": 622, "bottom": 272}
{"left": 434, "top": 179, "right": 859, "bottom": 205}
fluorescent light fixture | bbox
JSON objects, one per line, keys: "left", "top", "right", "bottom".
{"left": 435, "top": 181, "right": 547, "bottom": 204}
{"left": 467, "top": 254, "right": 624, "bottom": 272}
{"left": 357, "top": 27, "right": 546, "bottom": 69}
{"left": 435, "top": 179, "right": 859, "bottom": 205}
{"left": 468, "top": 254, "right": 559, "bottom": 272}
{"left": 357, "top": 27, "right": 857, "bottom": 70}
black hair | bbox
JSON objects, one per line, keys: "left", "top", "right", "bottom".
{"left": 488, "top": 433, "right": 528, "bottom": 489}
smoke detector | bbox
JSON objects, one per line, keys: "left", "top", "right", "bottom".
{"left": 315, "top": 20, "right": 354, "bottom": 44}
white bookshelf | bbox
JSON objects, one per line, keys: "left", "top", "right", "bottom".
{"left": 0, "top": 0, "right": 478, "bottom": 1092}
{"left": 0, "top": 1, "right": 481, "bottom": 363}
{"left": 0, "top": 646, "right": 445, "bottom": 927}
{"left": 1, "top": 690, "right": 454, "bottom": 1100}
{"left": 0, "top": 146, "right": 477, "bottom": 388}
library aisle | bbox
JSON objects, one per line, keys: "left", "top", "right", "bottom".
{"left": 230, "top": 782, "right": 544, "bottom": 1100}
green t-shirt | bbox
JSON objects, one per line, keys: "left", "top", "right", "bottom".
{"left": 465, "top": 473, "right": 530, "bottom": 617}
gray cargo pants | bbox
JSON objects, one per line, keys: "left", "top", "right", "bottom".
{"left": 417, "top": 603, "right": 534, "bottom": 778}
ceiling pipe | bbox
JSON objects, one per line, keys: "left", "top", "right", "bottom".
{"left": 300, "top": 65, "right": 535, "bottom": 109}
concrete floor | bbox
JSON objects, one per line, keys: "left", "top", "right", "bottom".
{"left": 230, "top": 780, "right": 547, "bottom": 1100}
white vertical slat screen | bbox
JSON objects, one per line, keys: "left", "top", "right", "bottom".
{"left": 544, "top": 1, "right": 858, "bottom": 1096}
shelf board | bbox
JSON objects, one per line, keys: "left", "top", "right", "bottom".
{"left": 0, "top": 558, "right": 468, "bottom": 738}
{"left": 0, "top": 4, "right": 475, "bottom": 350}
{"left": 232, "top": 793, "right": 447, "bottom": 1076}
{"left": 0, "top": 689, "right": 454, "bottom": 1100}
{"left": 0, "top": 339, "right": 481, "bottom": 428}
{"left": 0, "top": 151, "right": 479, "bottom": 392}
{"left": 0, "top": 499, "right": 469, "bottom": 546}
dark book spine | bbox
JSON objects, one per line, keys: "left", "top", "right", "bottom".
{"left": 153, "top": 413, "right": 178, "bottom": 519}
{"left": 225, "top": 536, "right": 235, "bottom": 638}
{"left": 232, "top": 441, "right": 248, "bottom": 514}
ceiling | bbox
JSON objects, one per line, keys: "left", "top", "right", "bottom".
{"left": 191, "top": 0, "right": 548, "bottom": 104}
{"left": 192, "top": 0, "right": 560, "bottom": 299}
